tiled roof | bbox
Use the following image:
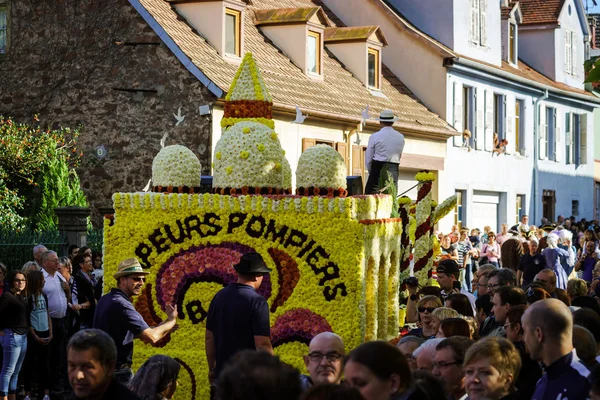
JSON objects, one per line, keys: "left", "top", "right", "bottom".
{"left": 518, "top": 0, "right": 565, "bottom": 25}
{"left": 253, "top": 7, "right": 328, "bottom": 26}
{"left": 324, "top": 26, "right": 387, "bottom": 45}
{"left": 135, "top": 0, "right": 453, "bottom": 135}
{"left": 376, "top": 0, "right": 595, "bottom": 99}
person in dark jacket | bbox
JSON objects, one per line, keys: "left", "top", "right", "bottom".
{"left": 73, "top": 254, "right": 96, "bottom": 329}
{"left": 523, "top": 298, "right": 591, "bottom": 400}
{"left": 67, "top": 329, "right": 141, "bottom": 400}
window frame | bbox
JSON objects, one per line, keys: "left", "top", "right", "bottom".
{"left": 463, "top": 86, "right": 475, "bottom": 147}
{"left": 0, "top": 4, "right": 8, "bottom": 55}
{"left": 516, "top": 194, "right": 525, "bottom": 224}
{"left": 307, "top": 30, "right": 321, "bottom": 75}
{"left": 493, "top": 93, "right": 506, "bottom": 141}
{"left": 454, "top": 190, "right": 465, "bottom": 230}
{"left": 546, "top": 107, "right": 556, "bottom": 162}
{"left": 515, "top": 99, "right": 525, "bottom": 155}
{"left": 509, "top": 23, "right": 517, "bottom": 64}
{"left": 367, "top": 47, "right": 380, "bottom": 89}
{"left": 224, "top": 8, "right": 242, "bottom": 58}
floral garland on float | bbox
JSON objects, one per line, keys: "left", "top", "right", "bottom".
{"left": 103, "top": 53, "right": 403, "bottom": 400}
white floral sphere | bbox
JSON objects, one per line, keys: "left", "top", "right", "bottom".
{"left": 213, "top": 121, "right": 288, "bottom": 189}
{"left": 152, "top": 145, "right": 202, "bottom": 188}
{"left": 296, "top": 144, "right": 347, "bottom": 190}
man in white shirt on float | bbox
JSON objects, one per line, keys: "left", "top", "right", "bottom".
{"left": 364, "top": 110, "right": 405, "bottom": 194}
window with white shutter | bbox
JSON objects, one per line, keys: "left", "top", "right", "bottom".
{"left": 506, "top": 95, "right": 515, "bottom": 154}
{"left": 485, "top": 89, "right": 494, "bottom": 151}
{"left": 581, "top": 113, "right": 588, "bottom": 165}
{"left": 476, "top": 87, "right": 485, "bottom": 150}
{"left": 453, "top": 82, "right": 463, "bottom": 146}
{"left": 479, "top": 0, "right": 487, "bottom": 47}
{"left": 571, "top": 31, "right": 577, "bottom": 76}
{"left": 470, "top": 0, "right": 480, "bottom": 44}
{"left": 565, "top": 112, "right": 573, "bottom": 164}
{"left": 515, "top": 100, "right": 525, "bottom": 155}
{"left": 539, "top": 105, "right": 547, "bottom": 160}
{"left": 565, "top": 30, "right": 573, "bottom": 75}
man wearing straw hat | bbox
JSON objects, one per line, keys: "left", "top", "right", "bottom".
{"left": 364, "top": 109, "right": 405, "bottom": 194}
{"left": 94, "top": 258, "right": 178, "bottom": 384}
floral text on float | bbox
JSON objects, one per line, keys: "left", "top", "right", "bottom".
{"left": 104, "top": 192, "right": 402, "bottom": 400}
{"left": 135, "top": 212, "right": 347, "bottom": 301}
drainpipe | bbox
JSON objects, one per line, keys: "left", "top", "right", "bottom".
{"left": 533, "top": 89, "right": 549, "bottom": 224}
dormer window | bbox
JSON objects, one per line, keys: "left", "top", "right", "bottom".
{"left": 367, "top": 48, "right": 380, "bottom": 89}
{"left": 501, "top": 1, "right": 522, "bottom": 65}
{"left": 307, "top": 31, "right": 321, "bottom": 75}
{"left": 225, "top": 8, "right": 241, "bottom": 57}
{"left": 172, "top": 0, "right": 247, "bottom": 62}
{"left": 254, "top": 7, "right": 329, "bottom": 78}
{"left": 324, "top": 26, "right": 387, "bottom": 91}
{"left": 509, "top": 23, "right": 517, "bottom": 64}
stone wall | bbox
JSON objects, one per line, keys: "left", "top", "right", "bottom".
{"left": 0, "top": 0, "right": 216, "bottom": 224}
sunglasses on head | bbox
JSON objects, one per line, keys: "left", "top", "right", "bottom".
{"left": 418, "top": 306, "right": 436, "bottom": 313}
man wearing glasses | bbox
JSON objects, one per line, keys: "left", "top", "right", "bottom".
{"left": 433, "top": 337, "right": 474, "bottom": 400}
{"left": 300, "top": 332, "right": 345, "bottom": 391}
{"left": 94, "top": 258, "right": 178, "bottom": 384}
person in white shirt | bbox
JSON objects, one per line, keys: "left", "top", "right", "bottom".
{"left": 40, "top": 250, "right": 69, "bottom": 396}
{"left": 364, "top": 110, "right": 405, "bottom": 194}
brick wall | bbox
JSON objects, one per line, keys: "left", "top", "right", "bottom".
{"left": 0, "top": 0, "right": 216, "bottom": 224}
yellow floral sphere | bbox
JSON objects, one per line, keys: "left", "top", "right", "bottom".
{"left": 213, "top": 121, "right": 288, "bottom": 189}
{"left": 152, "top": 145, "right": 201, "bottom": 188}
{"left": 296, "top": 144, "right": 347, "bottom": 190}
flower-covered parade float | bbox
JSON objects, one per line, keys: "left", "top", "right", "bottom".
{"left": 103, "top": 53, "right": 450, "bottom": 399}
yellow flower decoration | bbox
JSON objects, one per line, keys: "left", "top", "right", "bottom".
{"left": 274, "top": 162, "right": 281, "bottom": 171}
{"left": 240, "top": 151, "right": 249, "bottom": 159}
{"left": 257, "top": 144, "right": 265, "bottom": 151}
{"left": 242, "top": 127, "right": 251, "bottom": 134}
{"left": 104, "top": 193, "right": 402, "bottom": 400}
{"left": 226, "top": 166, "right": 233, "bottom": 174}
{"left": 215, "top": 152, "right": 222, "bottom": 160}
{"left": 271, "top": 132, "right": 278, "bottom": 140}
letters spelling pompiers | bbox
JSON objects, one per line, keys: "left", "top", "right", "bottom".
{"left": 134, "top": 212, "right": 348, "bottom": 301}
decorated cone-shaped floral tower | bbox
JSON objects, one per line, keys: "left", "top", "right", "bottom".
{"left": 213, "top": 53, "right": 291, "bottom": 195}
{"left": 296, "top": 144, "right": 348, "bottom": 197}
{"left": 221, "top": 52, "right": 274, "bottom": 130}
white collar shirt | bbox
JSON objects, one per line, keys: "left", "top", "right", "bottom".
{"left": 365, "top": 126, "right": 405, "bottom": 171}
{"left": 42, "top": 268, "right": 68, "bottom": 318}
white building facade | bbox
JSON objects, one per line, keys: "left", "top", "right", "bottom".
{"left": 323, "top": 0, "right": 599, "bottom": 231}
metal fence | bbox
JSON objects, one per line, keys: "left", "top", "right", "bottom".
{"left": 0, "top": 229, "right": 67, "bottom": 271}
{"left": 86, "top": 228, "right": 104, "bottom": 254}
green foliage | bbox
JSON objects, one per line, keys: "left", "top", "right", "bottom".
{"left": 0, "top": 116, "right": 87, "bottom": 231}
{"left": 585, "top": 56, "right": 600, "bottom": 83}
{"left": 378, "top": 170, "right": 399, "bottom": 218}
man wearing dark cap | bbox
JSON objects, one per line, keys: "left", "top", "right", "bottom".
{"left": 436, "top": 259, "right": 477, "bottom": 315}
{"left": 205, "top": 252, "right": 273, "bottom": 384}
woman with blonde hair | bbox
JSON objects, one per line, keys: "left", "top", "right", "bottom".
{"left": 406, "top": 295, "right": 443, "bottom": 339}
{"left": 567, "top": 278, "right": 588, "bottom": 300}
{"left": 21, "top": 262, "right": 38, "bottom": 274}
{"left": 463, "top": 337, "right": 521, "bottom": 400}
{"left": 430, "top": 307, "right": 459, "bottom": 335}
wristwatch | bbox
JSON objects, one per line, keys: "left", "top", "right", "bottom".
{"left": 410, "top": 294, "right": 418, "bottom": 302}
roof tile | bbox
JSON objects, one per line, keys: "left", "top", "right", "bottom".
{"left": 138, "top": 0, "right": 452, "bottom": 131}
{"left": 518, "top": 0, "right": 565, "bottom": 25}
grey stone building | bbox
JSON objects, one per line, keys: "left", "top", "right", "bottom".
{"left": 0, "top": 0, "right": 215, "bottom": 223}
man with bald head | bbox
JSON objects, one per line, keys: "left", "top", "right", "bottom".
{"left": 522, "top": 299, "right": 590, "bottom": 400}
{"left": 300, "top": 332, "right": 345, "bottom": 391}
{"left": 533, "top": 269, "right": 570, "bottom": 306}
